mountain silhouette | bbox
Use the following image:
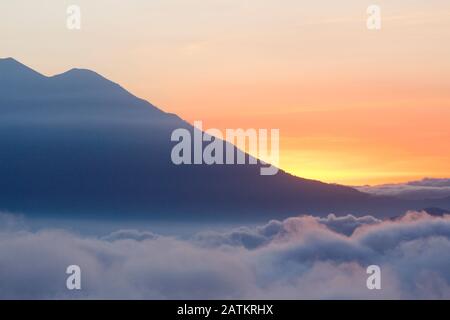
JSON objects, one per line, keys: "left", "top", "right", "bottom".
{"left": 1, "top": 58, "right": 448, "bottom": 221}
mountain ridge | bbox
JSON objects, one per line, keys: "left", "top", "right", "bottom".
{"left": 1, "top": 58, "right": 448, "bottom": 221}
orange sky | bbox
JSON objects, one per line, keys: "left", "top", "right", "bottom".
{"left": 1, "top": 0, "right": 450, "bottom": 185}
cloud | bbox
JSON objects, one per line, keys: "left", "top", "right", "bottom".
{"left": 409, "top": 178, "right": 450, "bottom": 187}
{"left": 0, "top": 211, "right": 26, "bottom": 231}
{"left": 101, "top": 229, "right": 158, "bottom": 242}
{"left": 355, "top": 178, "right": 450, "bottom": 200}
{"left": 317, "top": 214, "right": 381, "bottom": 236}
{"left": 193, "top": 214, "right": 380, "bottom": 249}
{"left": 0, "top": 211, "right": 450, "bottom": 299}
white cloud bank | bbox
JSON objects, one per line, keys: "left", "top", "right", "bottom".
{"left": 1, "top": 211, "right": 450, "bottom": 299}
{"left": 355, "top": 178, "right": 450, "bottom": 200}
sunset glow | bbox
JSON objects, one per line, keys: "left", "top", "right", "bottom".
{"left": 2, "top": 0, "right": 450, "bottom": 185}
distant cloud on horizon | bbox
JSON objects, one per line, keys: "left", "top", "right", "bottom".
{"left": 355, "top": 178, "right": 450, "bottom": 200}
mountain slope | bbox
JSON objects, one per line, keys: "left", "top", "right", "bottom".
{"left": 0, "top": 58, "right": 445, "bottom": 221}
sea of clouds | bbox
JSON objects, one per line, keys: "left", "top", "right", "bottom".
{"left": 1, "top": 211, "right": 450, "bottom": 299}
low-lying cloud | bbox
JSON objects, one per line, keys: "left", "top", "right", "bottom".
{"left": 0, "top": 211, "right": 450, "bottom": 299}
{"left": 193, "top": 214, "right": 381, "bottom": 249}
{"left": 101, "top": 229, "right": 159, "bottom": 242}
{"left": 356, "top": 178, "right": 450, "bottom": 200}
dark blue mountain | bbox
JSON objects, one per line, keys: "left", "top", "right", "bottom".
{"left": 1, "top": 58, "right": 448, "bottom": 221}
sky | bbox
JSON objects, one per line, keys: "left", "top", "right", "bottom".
{"left": 1, "top": 0, "right": 450, "bottom": 185}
